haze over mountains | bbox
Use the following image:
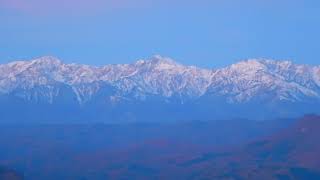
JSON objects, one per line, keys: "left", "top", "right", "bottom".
{"left": 0, "top": 55, "right": 319, "bottom": 122}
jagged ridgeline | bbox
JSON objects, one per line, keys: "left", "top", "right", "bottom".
{"left": 0, "top": 55, "right": 320, "bottom": 122}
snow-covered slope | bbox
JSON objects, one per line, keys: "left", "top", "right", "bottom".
{"left": 0, "top": 55, "right": 214, "bottom": 103}
{"left": 207, "top": 59, "right": 320, "bottom": 103}
{"left": 0, "top": 56, "right": 319, "bottom": 122}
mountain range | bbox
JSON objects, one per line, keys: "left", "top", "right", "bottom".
{"left": 0, "top": 55, "right": 319, "bottom": 122}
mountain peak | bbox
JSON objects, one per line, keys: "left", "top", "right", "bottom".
{"left": 229, "top": 59, "right": 296, "bottom": 72}
{"left": 229, "top": 59, "right": 268, "bottom": 72}
{"left": 149, "top": 55, "right": 179, "bottom": 65}
{"left": 237, "top": 58, "right": 293, "bottom": 65}
{"left": 31, "top": 56, "right": 63, "bottom": 65}
{"left": 133, "top": 55, "right": 182, "bottom": 70}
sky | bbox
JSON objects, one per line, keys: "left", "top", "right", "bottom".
{"left": 0, "top": 0, "right": 319, "bottom": 68}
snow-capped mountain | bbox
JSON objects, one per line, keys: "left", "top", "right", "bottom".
{"left": 208, "top": 59, "right": 320, "bottom": 103}
{"left": 0, "top": 56, "right": 319, "bottom": 122}
{"left": 0, "top": 55, "right": 213, "bottom": 103}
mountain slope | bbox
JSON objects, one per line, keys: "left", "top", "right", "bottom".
{"left": 0, "top": 56, "right": 319, "bottom": 122}
{"left": 180, "top": 115, "right": 320, "bottom": 179}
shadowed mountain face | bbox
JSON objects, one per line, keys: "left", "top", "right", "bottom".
{"left": 0, "top": 56, "right": 320, "bottom": 122}
{"left": 0, "top": 116, "right": 319, "bottom": 179}
{"left": 47, "top": 115, "right": 315, "bottom": 180}
{"left": 0, "top": 118, "right": 293, "bottom": 179}
{"left": 173, "top": 115, "right": 320, "bottom": 179}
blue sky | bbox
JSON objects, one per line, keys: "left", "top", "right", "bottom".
{"left": 0, "top": 0, "right": 319, "bottom": 67}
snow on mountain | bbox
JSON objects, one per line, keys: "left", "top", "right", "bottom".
{"left": 206, "top": 59, "right": 320, "bottom": 103}
{"left": 0, "top": 56, "right": 319, "bottom": 105}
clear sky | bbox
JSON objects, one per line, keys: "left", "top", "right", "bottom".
{"left": 0, "top": 0, "right": 319, "bottom": 67}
